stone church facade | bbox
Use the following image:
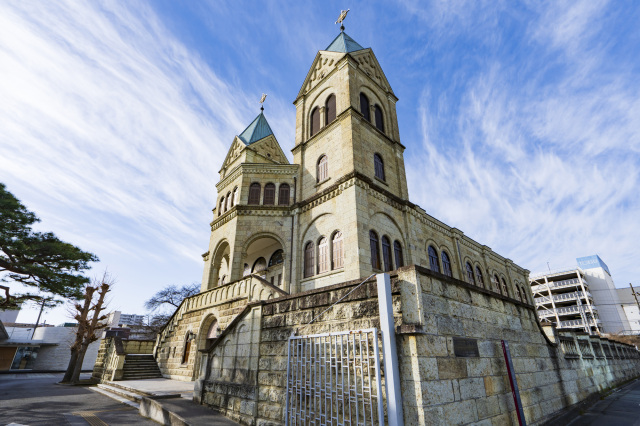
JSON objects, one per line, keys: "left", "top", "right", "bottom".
{"left": 152, "top": 30, "right": 640, "bottom": 425}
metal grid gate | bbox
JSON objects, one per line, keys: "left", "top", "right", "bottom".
{"left": 285, "top": 328, "right": 384, "bottom": 426}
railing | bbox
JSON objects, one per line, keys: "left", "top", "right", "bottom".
{"left": 592, "top": 341, "right": 605, "bottom": 358}
{"left": 578, "top": 340, "right": 594, "bottom": 358}
{"left": 530, "top": 267, "right": 583, "bottom": 279}
{"left": 558, "top": 318, "right": 601, "bottom": 329}
{"left": 538, "top": 305, "right": 597, "bottom": 318}
{"left": 534, "top": 291, "right": 592, "bottom": 305}
{"left": 559, "top": 336, "right": 580, "bottom": 358}
{"left": 531, "top": 277, "right": 585, "bottom": 293}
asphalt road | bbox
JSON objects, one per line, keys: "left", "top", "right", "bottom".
{"left": 568, "top": 378, "right": 640, "bottom": 426}
{"left": 0, "top": 373, "right": 157, "bottom": 425}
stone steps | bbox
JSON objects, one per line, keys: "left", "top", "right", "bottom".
{"left": 93, "top": 384, "right": 141, "bottom": 408}
{"left": 122, "top": 354, "right": 163, "bottom": 380}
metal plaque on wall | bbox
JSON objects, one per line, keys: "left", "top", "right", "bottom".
{"left": 453, "top": 337, "right": 479, "bottom": 357}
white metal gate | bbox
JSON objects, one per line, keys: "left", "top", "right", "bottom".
{"left": 285, "top": 328, "right": 384, "bottom": 426}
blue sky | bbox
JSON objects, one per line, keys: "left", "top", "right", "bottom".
{"left": 1, "top": 1, "right": 639, "bottom": 325}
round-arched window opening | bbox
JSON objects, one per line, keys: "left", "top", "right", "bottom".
{"left": 269, "top": 249, "right": 284, "bottom": 267}
{"left": 252, "top": 257, "right": 267, "bottom": 273}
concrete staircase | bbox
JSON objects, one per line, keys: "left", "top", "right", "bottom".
{"left": 122, "top": 354, "right": 163, "bottom": 380}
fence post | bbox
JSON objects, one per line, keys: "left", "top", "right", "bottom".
{"left": 377, "top": 273, "right": 404, "bottom": 426}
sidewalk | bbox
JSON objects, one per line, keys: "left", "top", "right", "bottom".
{"left": 567, "top": 379, "right": 640, "bottom": 425}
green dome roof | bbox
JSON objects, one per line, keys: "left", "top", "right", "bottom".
{"left": 238, "top": 112, "right": 274, "bottom": 145}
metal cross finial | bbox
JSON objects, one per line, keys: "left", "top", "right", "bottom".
{"left": 259, "top": 93, "right": 267, "bottom": 111}
{"left": 336, "top": 9, "right": 350, "bottom": 31}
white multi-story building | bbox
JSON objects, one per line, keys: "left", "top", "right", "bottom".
{"left": 529, "top": 255, "right": 630, "bottom": 334}
{"left": 106, "top": 311, "right": 145, "bottom": 327}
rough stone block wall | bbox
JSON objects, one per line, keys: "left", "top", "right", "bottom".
{"left": 194, "top": 265, "right": 640, "bottom": 425}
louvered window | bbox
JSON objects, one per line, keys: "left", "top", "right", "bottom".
{"left": 311, "top": 107, "right": 320, "bottom": 137}
{"left": 374, "top": 154, "right": 385, "bottom": 181}
{"left": 382, "top": 236, "right": 393, "bottom": 272}
{"left": 332, "top": 231, "right": 344, "bottom": 269}
{"left": 263, "top": 183, "right": 275, "bottom": 205}
{"left": 442, "top": 251, "right": 452, "bottom": 277}
{"left": 360, "top": 93, "right": 370, "bottom": 122}
{"left": 466, "top": 262, "right": 475, "bottom": 285}
{"left": 219, "top": 197, "right": 225, "bottom": 216}
{"left": 515, "top": 285, "right": 522, "bottom": 301}
{"left": 428, "top": 246, "right": 440, "bottom": 273}
{"left": 248, "top": 183, "right": 261, "bottom": 205}
{"left": 374, "top": 105, "right": 384, "bottom": 132}
{"left": 317, "top": 155, "right": 328, "bottom": 182}
{"left": 501, "top": 278, "right": 508, "bottom": 296}
{"left": 394, "top": 241, "right": 404, "bottom": 268}
{"left": 304, "top": 242, "right": 314, "bottom": 278}
{"left": 369, "top": 231, "right": 380, "bottom": 270}
{"left": 475, "top": 267, "right": 484, "bottom": 287}
{"left": 231, "top": 187, "right": 238, "bottom": 206}
{"left": 493, "top": 275, "right": 500, "bottom": 293}
{"left": 278, "top": 184, "right": 290, "bottom": 205}
{"left": 318, "top": 237, "right": 329, "bottom": 273}
{"left": 325, "top": 94, "right": 336, "bottom": 124}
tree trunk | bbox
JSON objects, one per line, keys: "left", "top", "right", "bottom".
{"left": 61, "top": 349, "right": 79, "bottom": 383}
{"left": 70, "top": 343, "right": 89, "bottom": 383}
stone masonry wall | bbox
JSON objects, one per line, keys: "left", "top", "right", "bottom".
{"left": 197, "top": 264, "right": 640, "bottom": 426}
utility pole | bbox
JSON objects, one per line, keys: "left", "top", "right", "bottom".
{"left": 630, "top": 283, "right": 640, "bottom": 311}
{"left": 31, "top": 298, "right": 47, "bottom": 339}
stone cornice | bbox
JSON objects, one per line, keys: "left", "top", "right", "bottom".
{"left": 216, "top": 163, "right": 299, "bottom": 191}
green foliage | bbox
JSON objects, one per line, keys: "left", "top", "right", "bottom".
{"left": 0, "top": 183, "right": 98, "bottom": 301}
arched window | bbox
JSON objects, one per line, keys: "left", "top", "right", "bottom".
{"left": 318, "top": 237, "right": 329, "bottom": 273}
{"left": 304, "top": 242, "right": 314, "bottom": 278}
{"left": 205, "top": 319, "right": 219, "bottom": 350}
{"left": 278, "top": 184, "right": 290, "bottom": 205}
{"left": 428, "top": 246, "right": 440, "bottom": 273}
{"left": 374, "top": 105, "right": 384, "bottom": 132}
{"left": 466, "top": 262, "right": 475, "bottom": 285}
{"left": 369, "top": 231, "right": 380, "bottom": 270}
{"left": 515, "top": 285, "right": 522, "bottom": 301}
{"left": 332, "top": 231, "right": 344, "bottom": 269}
{"left": 475, "top": 267, "right": 484, "bottom": 287}
{"left": 231, "top": 187, "right": 238, "bottom": 207}
{"left": 394, "top": 241, "right": 404, "bottom": 268}
{"left": 521, "top": 286, "right": 528, "bottom": 303}
{"left": 374, "top": 154, "right": 385, "bottom": 181}
{"left": 268, "top": 249, "right": 284, "bottom": 267}
{"left": 248, "top": 183, "right": 261, "bottom": 205}
{"left": 263, "top": 183, "right": 276, "bottom": 205}
{"left": 225, "top": 191, "right": 231, "bottom": 211}
{"left": 501, "top": 278, "right": 508, "bottom": 296}
{"left": 252, "top": 257, "right": 267, "bottom": 273}
{"left": 325, "top": 94, "right": 336, "bottom": 125}
{"left": 493, "top": 274, "right": 500, "bottom": 293}
{"left": 310, "top": 107, "right": 320, "bottom": 137}
{"left": 218, "top": 197, "right": 225, "bottom": 216}
{"left": 382, "top": 236, "right": 393, "bottom": 272}
{"left": 442, "top": 251, "right": 452, "bottom": 277}
{"left": 317, "top": 155, "right": 328, "bottom": 182}
{"left": 360, "top": 93, "right": 370, "bottom": 122}
{"left": 182, "top": 333, "right": 193, "bottom": 364}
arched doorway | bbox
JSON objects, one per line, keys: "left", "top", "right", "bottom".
{"left": 243, "top": 236, "right": 285, "bottom": 287}
{"left": 209, "top": 241, "right": 230, "bottom": 289}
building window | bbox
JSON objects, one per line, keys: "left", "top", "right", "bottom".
{"left": 374, "top": 105, "right": 384, "bottom": 132}
{"left": 521, "top": 286, "right": 527, "bottom": 303}
{"left": 317, "top": 155, "right": 328, "bottom": 182}
{"left": 225, "top": 191, "right": 231, "bottom": 211}
{"left": 318, "top": 237, "right": 329, "bottom": 274}
{"left": 181, "top": 334, "right": 192, "bottom": 364}
{"left": 493, "top": 274, "right": 500, "bottom": 293}
{"left": 231, "top": 187, "right": 238, "bottom": 206}
{"left": 515, "top": 285, "right": 522, "bottom": 301}
{"left": 475, "top": 267, "right": 484, "bottom": 287}
{"left": 501, "top": 278, "right": 508, "bottom": 296}
{"left": 428, "top": 246, "right": 440, "bottom": 273}
{"left": 382, "top": 236, "right": 393, "bottom": 272}
{"left": 332, "top": 231, "right": 344, "bottom": 269}
{"left": 394, "top": 241, "right": 404, "bottom": 268}
{"left": 325, "top": 94, "right": 336, "bottom": 125}
{"left": 269, "top": 249, "right": 284, "bottom": 267}
{"left": 252, "top": 257, "right": 267, "bottom": 273}
{"left": 218, "top": 197, "right": 225, "bottom": 216}
{"left": 360, "top": 93, "right": 370, "bottom": 122}
{"left": 466, "top": 262, "right": 475, "bottom": 285}
{"left": 278, "top": 184, "right": 290, "bottom": 205}
{"left": 374, "top": 154, "right": 385, "bottom": 181}
{"left": 248, "top": 183, "right": 261, "bottom": 205}
{"left": 369, "top": 231, "right": 380, "bottom": 270}
{"left": 442, "top": 251, "right": 452, "bottom": 277}
{"left": 310, "top": 107, "right": 320, "bottom": 137}
{"left": 263, "top": 183, "right": 276, "bottom": 205}
{"left": 304, "top": 242, "right": 315, "bottom": 278}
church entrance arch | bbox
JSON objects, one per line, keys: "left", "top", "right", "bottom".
{"left": 243, "top": 235, "right": 285, "bottom": 288}
{"left": 193, "top": 314, "right": 219, "bottom": 380}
